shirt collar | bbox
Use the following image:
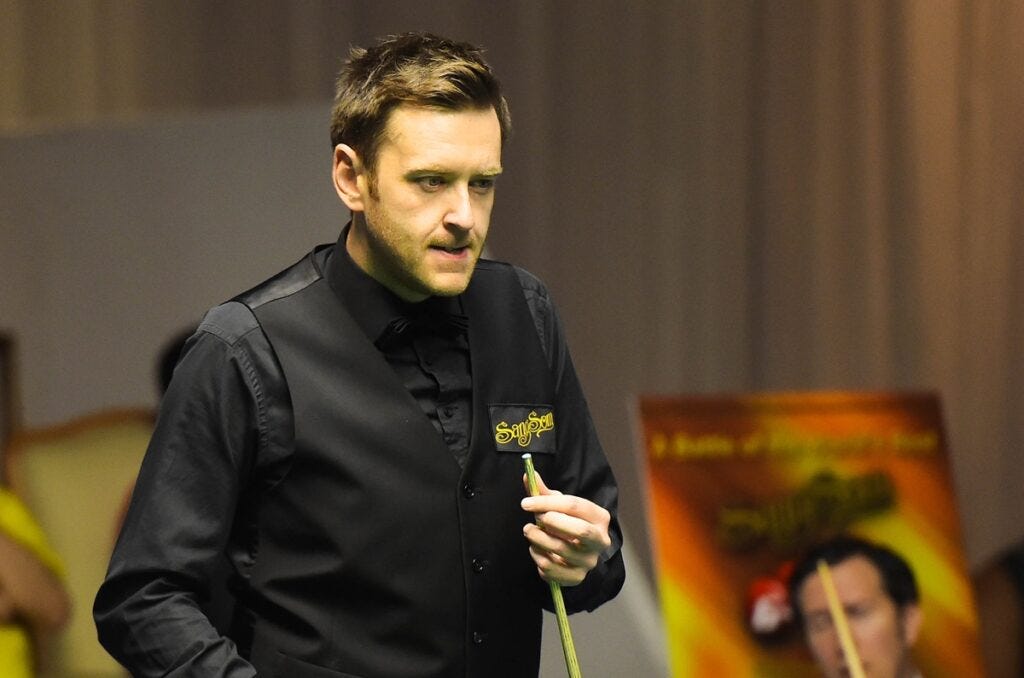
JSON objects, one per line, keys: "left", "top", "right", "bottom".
{"left": 323, "top": 224, "right": 465, "bottom": 345}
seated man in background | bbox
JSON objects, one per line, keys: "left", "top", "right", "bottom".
{"left": 787, "top": 535, "right": 923, "bottom": 678}
{"left": 0, "top": 486, "right": 71, "bottom": 678}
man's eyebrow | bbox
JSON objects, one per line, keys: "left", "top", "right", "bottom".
{"left": 404, "top": 166, "right": 503, "bottom": 177}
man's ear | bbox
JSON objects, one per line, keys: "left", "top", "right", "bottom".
{"left": 900, "top": 603, "right": 923, "bottom": 646}
{"left": 333, "top": 144, "right": 366, "bottom": 212}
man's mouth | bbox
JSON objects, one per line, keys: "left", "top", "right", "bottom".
{"left": 431, "top": 244, "right": 469, "bottom": 254}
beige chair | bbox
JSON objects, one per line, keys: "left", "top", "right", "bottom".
{"left": 5, "top": 409, "right": 153, "bottom": 678}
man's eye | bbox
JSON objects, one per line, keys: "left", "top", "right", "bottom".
{"left": 470, "top": 178, "right": 496, "bottom": 192}
{"left": 417, "top": 176, "right": 444, "bottom": 190}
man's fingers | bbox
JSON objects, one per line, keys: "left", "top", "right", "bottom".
{"left": 527, "top": 543, "right": 590, "bottom": 587}
{"left": 532, "top": 509, "right": 611, "bottom": 552}
{"left": 522, "top": 489, "right": 606, "bottom": 527}
{"left": 520, "top": 473, "right": 611, "bottom": 585}
{"left": 524, "top": 523, "right": 601, "bottom": 568}
{"left": 522, "top": 471, "right": 561, "bottom": 498}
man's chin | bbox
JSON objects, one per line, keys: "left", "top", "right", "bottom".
{"left": 425, "top": 271, "right": 476, "bottom": 297}
{"left": 429, "top": 282, "right": 472, "bottom": 297}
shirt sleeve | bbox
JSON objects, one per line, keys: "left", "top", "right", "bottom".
{"left": 515, "top": 268, "right": 626, "bottom": 614}
{"left": 93, "top": 302, "right": 281, "bottom": 677}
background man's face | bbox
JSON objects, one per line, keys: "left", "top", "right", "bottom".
{"left": 798, "top": 555, "right": 921, "bottom": 678}
{"left": 349, "top": 104, "right": 502, "bottom": 301}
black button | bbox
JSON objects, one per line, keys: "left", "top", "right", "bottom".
{"left": 443, "top": 406, "right": 454, "bottom": 418}
{"left": 462, "top": 483, "right": 476, "bottom": 499}
{"left": 472, "top": 558, "right": 487, "bottom": 573}
{"left": 472, "top": 631, "right": 486, "bottom": 645}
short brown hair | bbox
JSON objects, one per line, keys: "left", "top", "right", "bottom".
{"left": 330, "top": 32, "right": 511, "bottom": 172}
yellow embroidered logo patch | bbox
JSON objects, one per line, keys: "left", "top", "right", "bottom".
{"left": 489, "top": 405, "right": 556, "bottom": 453}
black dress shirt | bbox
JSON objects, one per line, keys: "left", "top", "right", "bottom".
{"left": 326, "top": 243, "right": 474, "bottom": 467}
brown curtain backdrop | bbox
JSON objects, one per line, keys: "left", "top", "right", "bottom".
{"left": 2, "top": 0, "right": 1022, "bottom": 572}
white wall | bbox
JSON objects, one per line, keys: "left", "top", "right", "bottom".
{"left": 1, "top": 104, "right": 340, "bottom": 423}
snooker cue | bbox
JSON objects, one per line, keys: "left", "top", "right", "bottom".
{"left": 522, "top": 453, "right": 582, "bottom": 678}
{"left": 816, "top": 559, "right": 866, "bottom": 678}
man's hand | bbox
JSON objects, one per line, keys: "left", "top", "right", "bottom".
{"left": 521, "top": 472, "right": 612, "bottom": 586}
{"left": 0, "top": 531, "right": 70, "bottom": 633}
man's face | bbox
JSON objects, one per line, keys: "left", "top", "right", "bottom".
{"left": 798, "top": 556, "right": 921, "bottom": 678}
{"left": 341, "top": 104, "right": 502, "bottom": 302}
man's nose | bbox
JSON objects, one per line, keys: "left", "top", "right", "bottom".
{"left": 830, "top": 632, "right": 858, "bottom": 675}
{"left": 443, "top": 185, "right": 475, "bottom": 230}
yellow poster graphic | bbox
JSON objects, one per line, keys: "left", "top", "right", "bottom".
{"left": 637, "top": 391, "right": 984, "bottom": 677}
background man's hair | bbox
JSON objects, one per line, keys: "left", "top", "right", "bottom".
{"left": 157, "top": 328, "right": 195, "bottom": 396}
{"left": 787, "top": 534, "right": 920, "bottom": 627}
{"left": 330, "top": 32, "right": 511, "bottom": 172}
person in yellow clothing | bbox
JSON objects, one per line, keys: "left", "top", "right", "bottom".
{"left": 0, "top": 487, "right": 71, "bottom": 678}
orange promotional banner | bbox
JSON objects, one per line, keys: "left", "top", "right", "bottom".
{"left": 637, "top": 391, "right": 984, "bottom": 677}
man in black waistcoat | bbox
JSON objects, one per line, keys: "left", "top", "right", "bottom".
{"left": 93, "top": 32, "right": 624, "bottom": 677}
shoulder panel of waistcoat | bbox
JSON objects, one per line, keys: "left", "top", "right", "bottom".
{"left": 470, "top": 258, "right": 542, "bottom": 310}
{"left": 472, "top": 257, "right": 515, "bottom": 278}
{"left": 473, "top": 259, "right": 552, "bottom": 361}
{"left": 233, "top": 246, "right": 326, "bottom": 310}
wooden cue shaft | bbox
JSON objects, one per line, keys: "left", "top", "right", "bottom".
{"left": 816, "top": 559, "right": 866, "bottom": 678}
{"left": 523, "top": 453, "right": 582, "bottom": 678}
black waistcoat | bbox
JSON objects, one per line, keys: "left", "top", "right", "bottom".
{"left": 238, "top": 251, "right": 556, "bottom": 677}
